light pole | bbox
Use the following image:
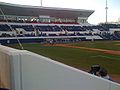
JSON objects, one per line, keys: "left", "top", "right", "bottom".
{"left": 105, "top": 0, "right": 108, "bottom": 23}
{"left": 41, "top": 0, "right": 43, "bottom": 6}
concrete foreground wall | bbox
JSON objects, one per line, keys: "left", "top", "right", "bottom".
{"left": 0, "top": 48, "right": 11, "bottom": 89}
{"left": 0, "top": 45, "right": 120, "bottom": 90}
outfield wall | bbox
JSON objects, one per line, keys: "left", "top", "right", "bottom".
{"left": 0, "top": 45, "right": 120, "bottom": 90}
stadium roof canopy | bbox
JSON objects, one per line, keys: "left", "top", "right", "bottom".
{"left": 0, "top": 2, "right": 94, "bottom": 19}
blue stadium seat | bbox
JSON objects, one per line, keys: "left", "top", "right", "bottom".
{"left": 35, "top": 25, "right": 62, "bottom": 32}
{"left": 61, "top": 26, "right": 86, "bottom": 31}
{"left": 0, "top": 24, "right": 11, "bottom": 31}
{"left": 11, "top": 25, "right": 34, "bottom": 31}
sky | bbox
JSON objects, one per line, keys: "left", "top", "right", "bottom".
{"left": 0, "top": 0, "right": 120, "bottom": 24}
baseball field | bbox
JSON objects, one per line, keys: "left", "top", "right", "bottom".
{"left": 6, "top": 40, "right": 120, "bottom": 83}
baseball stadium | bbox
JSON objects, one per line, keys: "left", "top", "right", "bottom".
{"left": 0, "top": 1, "right": 120, "bottom": 90}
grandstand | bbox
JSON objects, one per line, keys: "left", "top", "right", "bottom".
{"left": 0, "top": 2, "right": 93, "bottom": 24}
{"left": 0, "top": 2, "right": 98, "bottom": 44}
{"left": 0, "top": 2, "right": 120, "bottom": 45}
{"left": 0, "top": 2, "right": 120, "bottom": 90}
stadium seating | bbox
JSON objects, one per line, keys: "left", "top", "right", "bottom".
{"left": 35, "top": 25, "right": 62, "bottom": 32}
{"left": 51, "top": 22, "right": 79, "bottom": 24}
{"left": 0, "top": 20, "right": 79, "bottom": 24}
{"left": 0, "top": 24, "right": 11, "bottom": 31}
{"left": 101, "top": 24, "right": 120, "bottom": 29}
{"left": 11, "top": 25, "right": 34, "bottom": 31}
{"left": 61, "top": 26, "right": 86, "bottom": 31}
{"left": 0, "top": 23, "right": 120, "bottom": 44}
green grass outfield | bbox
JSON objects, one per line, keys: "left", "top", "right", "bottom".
{"left": 6, "top": 41, "right": 120, "bottom": 75}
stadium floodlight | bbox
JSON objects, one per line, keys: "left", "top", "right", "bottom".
{"left": 41, "top": 0, "right": 43, "bottom": 6}
{"left": 0, "top": 8, "right": 24, "bottom": 50}
{"left": 105, "top": 0, "right": 108, "bottom": 23}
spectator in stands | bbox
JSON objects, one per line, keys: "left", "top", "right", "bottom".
{"left": 49, "top": 39, "right": 54, "bottom": 45}
{"left": 0, "top": 88, "right": 9, "bottom": 90}
{"left": 98, "top": 68, "right": 112, "bottom": 81}
{"left": 89, "top": 65, "right": 100, "bottom": 76}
